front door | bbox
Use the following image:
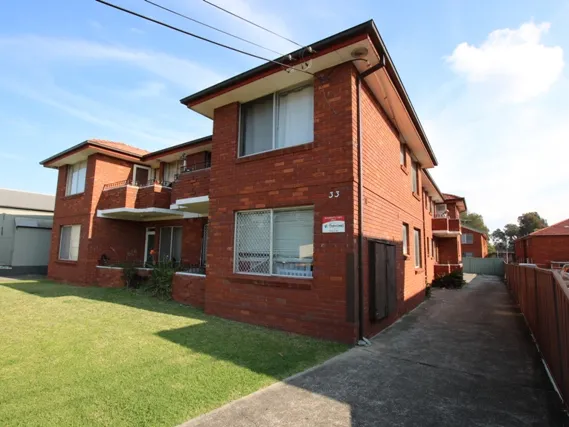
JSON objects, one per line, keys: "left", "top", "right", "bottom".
{"left": 145, "top": 228, "right": 156, "bottom": 266}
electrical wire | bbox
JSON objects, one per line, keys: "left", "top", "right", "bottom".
{"left": 143, "top": 0, "right": 286, "bottom": 57}
{"left": 95, "top": 0, "right": 315, "bottom": 76}
{"left": 202, "top": 0, "right": 304, "bottom": 48}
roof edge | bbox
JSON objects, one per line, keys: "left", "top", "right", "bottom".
{"left": 40, "top": 140, "right": 144, "bottom": 167}
{"left": 142, "top": 135, "right": 212, "bottom": 161}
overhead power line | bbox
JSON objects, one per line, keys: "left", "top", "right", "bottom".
{"left": 143, "top": 0, "right": 286, "bottom": 57}
{"left": 95, "top": 0, "right": 315, "bottom": 76}
{"left": 202, "top": 0, "right": 304, "bottom": 48}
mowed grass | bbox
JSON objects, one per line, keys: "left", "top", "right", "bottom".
{"left": 0, "top": 280, "right": 347, "bottom": 427}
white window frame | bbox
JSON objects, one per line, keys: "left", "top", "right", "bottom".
{"left": 65, "top": 160, "right": 87, "bottom": 196}
{"left": 144, "top": 227, "right": 156, "bottom": 264}
{"left": 133, "top": 164, "right": 151, "bottom": 186}
{"left": 462, "top": 233, "right": 474, "bottom": 244}
{"left": 238, "top": 83, "right": 314, "bottom": 158}
{"left": 233, "top": 206, "right": 314, "bottom": 278}
{"left": 59, "top": 225, "right": 81, "bottom": 261}
{"left": 402, "top": 223, "right": 409, "bottom": 255}
{"left": 414, "top": 228, "right": 422, "bottom": 268}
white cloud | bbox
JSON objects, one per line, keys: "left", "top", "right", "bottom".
{"left": 427, "top": 21, "right": 568, "bottom": 230}
{"left": 447, "top": 22, "right": 564, "bottom": 103}
{"left": 0, "top": 35, "right": 224, "bottom": 91}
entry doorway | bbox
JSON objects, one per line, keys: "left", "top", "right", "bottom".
{"left": 144, "top": 227, "right": 156, "bottom": 266}
{"left": 368, "top": 240, "right": 397, "bottom": 321}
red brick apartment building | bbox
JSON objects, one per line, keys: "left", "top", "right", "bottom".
{"left": 41, "top": 21, "right": 467, "bottom": 343}
{"left": 461, "top": 224, "right": 488, "bottom": 258}
{"left": 514, "top": 219, "right": 569, "bottom": 268}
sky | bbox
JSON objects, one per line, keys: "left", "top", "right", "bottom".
{"left": 1, "top": 0, "right": 568, "bottom": 231}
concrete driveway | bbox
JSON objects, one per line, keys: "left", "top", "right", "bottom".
{"left": 182, "top": 275, "right": 568, "bottom": 427}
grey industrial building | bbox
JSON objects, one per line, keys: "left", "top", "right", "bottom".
{"left": 0, "top": 189, "right": 55, "bottom": 275}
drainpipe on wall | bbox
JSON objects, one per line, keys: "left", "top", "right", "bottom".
{"left": 355, "top": 58, "right": 385, "bottom": 346}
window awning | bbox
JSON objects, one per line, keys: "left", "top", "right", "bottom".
{"left": 170, "top": 195, "right": 209, "bottom": 215}
{"left": 97, "top": 207, "right": 202, "bottom": 222}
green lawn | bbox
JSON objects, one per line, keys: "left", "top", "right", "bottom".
{"left": 0, "top": 280, "right": 347, "bottom": 427}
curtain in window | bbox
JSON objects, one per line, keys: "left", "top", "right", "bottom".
{"left": 272, "top": 209, "right": 313, "bottom": 277}
{"left": 172, "top": 227, "right": 182, "bottom": 264}
{"left": 159, "top": 227, "right": 172, "bottom": 261}
{"left": 241, "top": 95, "right": 273, "bottom": 156}
{"left": 414, "top": 229, "right": 421, "bottom": 267}
{"left": 59, "top": 227, "right": 71, "bottom": 260}
{"left": 411, "top": 163, "right": 418, "bottom": 193}
{"left": 70, "top": 225, "right": 80, "bottom": 260}
{"left": 66, "top": 161, "right": 87, "bottom": 196}
{"left": 235, "top": 211, "right": 271, "bottom": 274}
{"left": 276, "top": 85, "right": 314, "bottom": 149}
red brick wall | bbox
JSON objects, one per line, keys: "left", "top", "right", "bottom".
{"left": 358, "top": 80, "right": 428, "bottom": 338}
{"left": 171, "top": 169, "right": 210, "bottom": 202}
{"left": 172, "top": 273, "right": 206, "bottom": 308}
{"left": 98, "top": 186, "right": 138, "bottom": 210}
{"left": 135, "top": 185, "right": 172, "bottom": 209}
{"left": 461, "top": 227, "right": 488, "bottom": 258}
{"left": 437, "top": 237, "right": 461, "bottom": 264}
{"left": 517, "top": 236, "right": 569, "bottom": 266}
{"left": 204, "top": 62, "right": 358, "bottom": 343}
{"left": 95, "top": 267, "right": 124, "bottom": 288}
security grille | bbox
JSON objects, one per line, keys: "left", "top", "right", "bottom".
{"left": 235, "top": 210, "right": 272, "bottom": 275}
{"left": 234, "top": 208, "right": 313, "bottom": 277}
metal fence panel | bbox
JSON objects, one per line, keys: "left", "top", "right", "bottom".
{"left": 463, "top": 257, "right": 505, "bottom": 276}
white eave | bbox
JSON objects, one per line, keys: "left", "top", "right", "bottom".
{"left": 432, "top": 230, "right": 462, "bottom": 238}
{"left": 186, "top": 34, "right": 436, "bottom": 168}
{"left": 97, "top": 207, "right": 202, "bottom": 221}
{"left": 170, "top": 195, "right": 209, "bottom": 215}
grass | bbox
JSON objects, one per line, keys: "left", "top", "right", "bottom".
{"left": 0, "top": 280, "right": 347, "bottom": 427}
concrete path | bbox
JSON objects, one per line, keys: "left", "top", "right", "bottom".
{"left": 183, "top": 275, "right": 568, "bottom": 427}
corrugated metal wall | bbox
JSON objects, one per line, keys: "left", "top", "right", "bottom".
{"left": 463, "top": 257, "right": 505, "bottom": 276}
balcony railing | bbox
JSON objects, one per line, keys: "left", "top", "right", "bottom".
{"left": 178, "top": 160, "right": 211, "bottom": 176}
{"left": 103, "top": 179, "right": 172, "bottom": 191}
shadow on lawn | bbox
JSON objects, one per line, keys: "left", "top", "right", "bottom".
{"left": 0, "top": 280, "right": 345, "bottom": 382}
{"left": 0, "top": 280, "right": 208, "bottom": 320}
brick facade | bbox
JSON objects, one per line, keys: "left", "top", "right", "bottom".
{"left": 461, "top": 226, "right": 488, "bottom": 258}
{"left": 515, "top": 236, "right": 569, "bottom": 267}
{"left": 43, "top": 25, "right": 468, "bottom": 343}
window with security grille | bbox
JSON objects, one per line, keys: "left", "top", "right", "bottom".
{"left": 234, "top": 207, "right": 314, "bottom": 277}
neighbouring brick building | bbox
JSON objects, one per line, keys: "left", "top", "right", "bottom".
{"left": 461, "top": 224, "right": 488, "bottom": 258}
{"left": 514, "top": 219, "right": 569, "bottom": 268}
{"left": 41, "top": 21, "right": 468, "bottom": 343}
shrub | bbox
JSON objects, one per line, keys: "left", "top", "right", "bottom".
{"left": 121, "top": 263, "right": 142, "bottom": 289}
{"left": 144, "top": 261, "right": 178, "bottom": 300}
{"left": 430, "top": 270, "right": 465, "bottom": 289}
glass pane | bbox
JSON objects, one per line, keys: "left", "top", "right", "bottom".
{"left": 59, "top": 227, "right": 71, "bottom": 260}
{"left": 276, "top": 85, "right": 314, "bottom": 149}
{"left": 402, "top": 225, "right": 408, "bottom": 254}
{"left": 240, "top": 95, "right": 273, "bottom": 156}
{"left": 414, "top": 230, "right": 421, "bottom": 267}
{"left": 76, "top": 163, "right": 86, "bottom": 194}
{"left": 70, "top": 225, "right": 81, "bottom": 261}
{"left": 172, "top": 227, "right": 182, "bottom": 264}
{"left": 235, "top": 211, "right": 271, "bottom": 274}
{"left": 201, "top": 224, "right": 208, "bottom": 266}
{"left": 159, "top": 227, "right": 172, "bottom": 262}
{"left": 272, "top": 209, "right": 313, "bottom": 277}
{"left": 145, "top": 234, "right": 155, "bottom": 264}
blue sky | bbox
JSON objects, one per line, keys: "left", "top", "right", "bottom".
{"left": 1, "top": 0, "right": 568, "bottom": 230}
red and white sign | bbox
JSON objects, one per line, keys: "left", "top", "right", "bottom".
{"left": 322, "top": 216, "right": 345, "bottom": 233}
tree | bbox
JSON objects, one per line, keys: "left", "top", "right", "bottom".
{"left": 518, "top": 212, "right": 548, "bottom": 236}
{"left": 487, "top": 241, "right": 497, "bottom": 256}
{"left": 460, "top": 212, "right": 489, "bottom": 234}
{"left": 491, "top": 224, "right": 518, "bottom": 251}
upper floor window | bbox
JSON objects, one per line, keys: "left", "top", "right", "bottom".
{"left": 66, "top": 160, "right": 87, "bottom": 196}
{"left": 399, "top": 143, "right": 406, "bottom": 167}
{"left": 462, "top": 233, "right": 474, "bottom": 244}
{"left": 164, "top": 160, "right": 181, "bottom": 183}
{"left": 239, "top": 84, "right": 314, "bottom": 157}
{"left": 411, "top": 161, "right": 418, "bottom": 194}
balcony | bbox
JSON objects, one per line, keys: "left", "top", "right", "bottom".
{"left": 432, "top": 213, "right": 461, "bottom": 237}
{"left": 97, "top": 180, "right": 186, "bottom": 221}
{"left": 170, "top": 162, "right": 210, "bottom": 216}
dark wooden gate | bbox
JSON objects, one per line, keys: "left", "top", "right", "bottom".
{"left": 369, "top": 240, "right": 397, "bottom": 321}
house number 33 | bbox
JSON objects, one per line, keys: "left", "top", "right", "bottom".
{"left": 329, "top": 191, "right": 340, "bottom": 198}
